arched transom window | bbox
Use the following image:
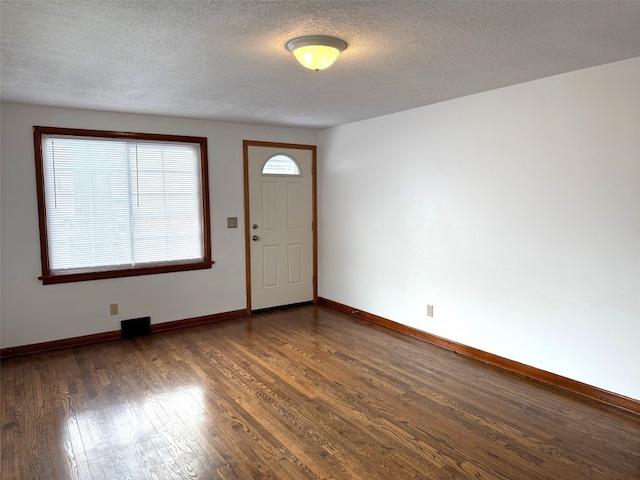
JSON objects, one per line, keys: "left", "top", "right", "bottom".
{"left": 262, "top": 154, "right": 301, "bottom": 176}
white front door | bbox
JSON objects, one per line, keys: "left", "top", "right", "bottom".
{"left": 244, "top": 142, "right": 315, "bottom": 311}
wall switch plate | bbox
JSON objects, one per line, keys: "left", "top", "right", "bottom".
{"left": 427, "top": 305, "right": 434, "bottom": 317}
{"left": 227, "top": 217, "right": 238, "bottom": 228}
{"left": 110, "top": 304, "right": 118, "bottom": 316}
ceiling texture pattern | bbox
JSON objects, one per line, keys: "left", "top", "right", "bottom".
{"left": 2, "top": 0, "right": 640, "bottom": 129}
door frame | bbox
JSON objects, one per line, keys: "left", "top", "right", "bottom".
{"left": 242, "top": 140, "right": 318, "bottom": 314}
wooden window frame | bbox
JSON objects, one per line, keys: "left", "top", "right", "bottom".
{"left": 33, "top": 126, "right": 213, "bottom": 285}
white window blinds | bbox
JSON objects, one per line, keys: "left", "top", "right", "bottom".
{"left": 41, "top": 135, "right": 204, "bottom": 274}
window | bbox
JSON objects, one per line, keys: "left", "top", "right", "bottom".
{"left": 262, "top": 154, "right": 301, "bottom": 176}
{"left": 34, "top": 126, "right": 212, "bottom": 284}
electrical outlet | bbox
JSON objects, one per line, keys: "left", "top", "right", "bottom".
{"left": 427, "top": 305, "right": 434, "bottom": 317}
{"left": 110, "top": 304, "right": 118, "bottom": 316}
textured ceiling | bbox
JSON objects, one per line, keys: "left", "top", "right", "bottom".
{"left": 2, "top": 1, "right": 640, "bottom": 129}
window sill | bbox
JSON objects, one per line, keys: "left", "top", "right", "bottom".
{"left": 39, "top": 260, "right": 214, "bottom": 285}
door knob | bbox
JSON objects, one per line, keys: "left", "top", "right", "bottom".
{"left": 252, "top": 235, "right": 260, "bottom": 241}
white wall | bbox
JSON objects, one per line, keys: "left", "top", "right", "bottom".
{"left": 318, "top": 57, "right": 640, "bottom": 400}
{"left": 0, "top": 103, "right": 316, "bottom": 348}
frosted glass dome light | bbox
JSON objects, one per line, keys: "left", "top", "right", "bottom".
{"left": 286, "top": 35, "right": 347, "bottom": 71}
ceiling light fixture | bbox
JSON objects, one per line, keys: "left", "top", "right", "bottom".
{"left": 286, "top": 35, "right": 347, "bottom": 71}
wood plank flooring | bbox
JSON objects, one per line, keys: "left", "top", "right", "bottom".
{"left": 1, "top": 305, "right": 638, "bottom": 479}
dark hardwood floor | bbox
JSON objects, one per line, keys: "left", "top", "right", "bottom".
{"left": 1, "top": 305, "right": 638, "bottom": 479}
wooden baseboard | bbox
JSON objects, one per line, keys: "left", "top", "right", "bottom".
{"left": 151, "top": 309, "right": 247, "bottom": 333}
{"left": 318, "top": 297, "right": 640, "bottom": 414}
{"left": 0, "top": 330, "right": 121, "bottom": 359}
{"left": 0, "top": 309, "right": 248, "bottom": 359}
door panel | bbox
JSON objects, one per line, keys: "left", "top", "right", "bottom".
{"left": 262, "top": 182, "right": 278, "bottom": 231}
{"left": 287, "top": 183, "right": 302, "bottom": 230}
{"left": 245, "top": 143, "right": 315, "bottom": 311}
{"left": 288, "top": 243, "right": 303, "bottom": 285}
{"left": 262, "top": 245, "right": 279, "bottom": 288}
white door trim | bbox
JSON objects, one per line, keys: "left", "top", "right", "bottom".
{"left": 243, "top": 140, "right": 317, "bottom": 314}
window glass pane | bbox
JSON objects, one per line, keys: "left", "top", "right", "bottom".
{"left": 43, "top": 137, "right": 133, "bottom": 271}
{"left": 262, "top": 154, "right": 300, "bottom": 175}
{"left": 129, "top": 142, "right": 202, "bottom": 264}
